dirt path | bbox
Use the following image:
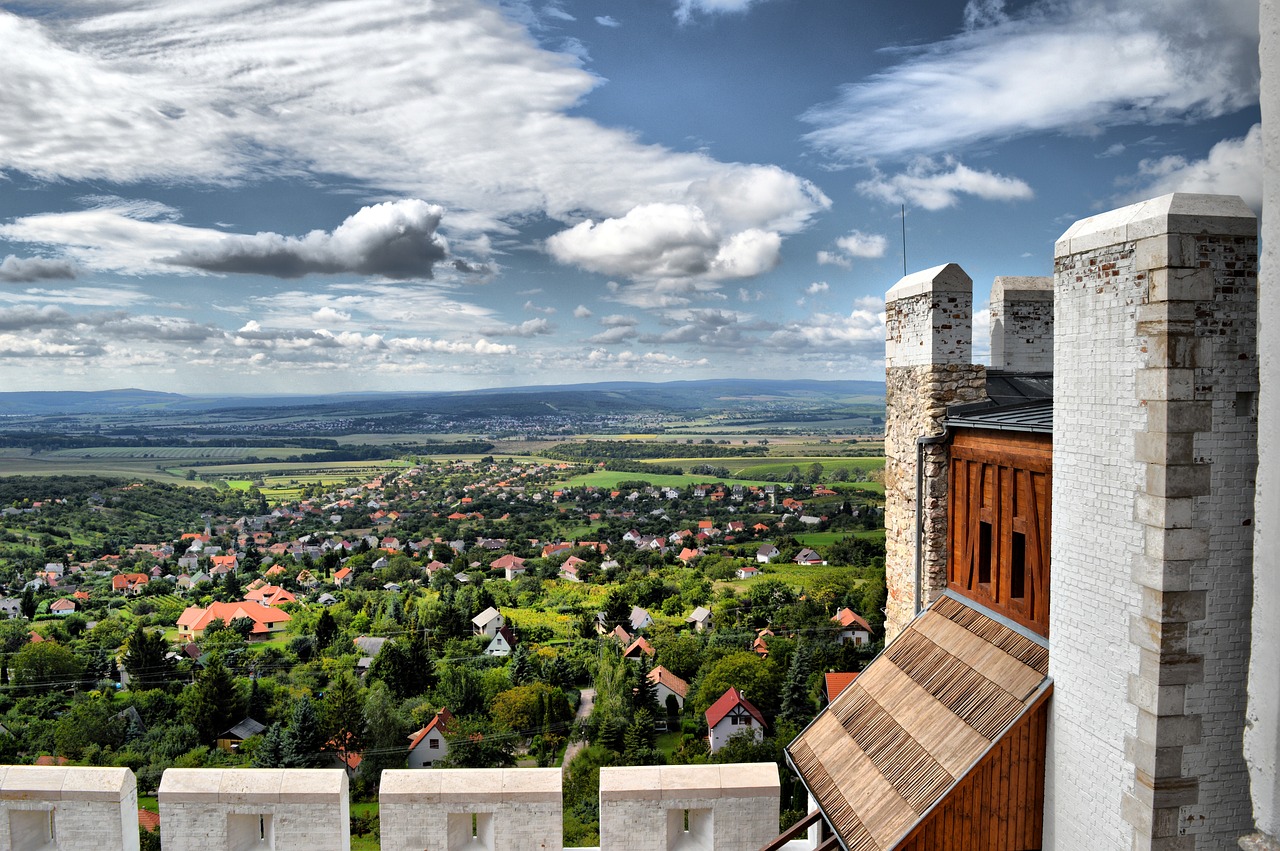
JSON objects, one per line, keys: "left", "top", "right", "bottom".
{"left": 561, "top": 686, "right": 595, "bottom": 770}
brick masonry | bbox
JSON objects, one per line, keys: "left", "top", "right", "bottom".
{"left": 1046, "top": 194, "right": 1257, "bottom": 851}
{"left": 0, "top": 765, "right": 139, "bottom": 851}
{"left": 989, "top": 275, "right": 1053, "bottom": 372}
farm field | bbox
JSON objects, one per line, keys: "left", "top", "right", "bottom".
{"left": 793, "top": 529, "right": 886, "bottom": 549}
{"left": 560, "top": 470, "right": 781, "bottom": 490}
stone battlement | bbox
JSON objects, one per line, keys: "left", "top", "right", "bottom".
{"left": 0, "top": 763, "right": 784, "bottom": 851}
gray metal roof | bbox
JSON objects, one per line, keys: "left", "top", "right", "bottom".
{"left": 945, "top": 398, "right": 1053, "bottom": 433}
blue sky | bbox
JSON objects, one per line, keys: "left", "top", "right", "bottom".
{"left": 0, "top": 0, "right": 1262, "bottom": 394}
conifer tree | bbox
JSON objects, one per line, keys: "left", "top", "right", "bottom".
{"left": 779, "top": 639, "right": 814, "bottom": 727}
{"left": 281, "top": 695, "right": 327, "bottom": 768}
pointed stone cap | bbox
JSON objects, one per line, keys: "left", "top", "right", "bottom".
{"left": 885, "top": 263, "right": 972, "bottom": 303}
{"left": 1055, "top": 193, "right": 1255, "bottom": 257}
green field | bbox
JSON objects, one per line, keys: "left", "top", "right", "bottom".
{"left": 725, "top": 457, "right": 884, "bottom": 478}
{"left": 793, "top": 529, "right": 886, "bottom": 548}
{"left": 41, "top": 446, "right": 303, "bottom": 461}
{"left": 561, "top": 470, "right": 780, "bottom": 489}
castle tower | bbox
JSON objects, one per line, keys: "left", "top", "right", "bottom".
{"left": 989, "top": 275, "right": 1053, "bottom": 372}
{"left": 1046, "top": 194, "right": 1258, "bottom": 850}
{"left": 883, "top": 263, "right": 985, "bottom": 638}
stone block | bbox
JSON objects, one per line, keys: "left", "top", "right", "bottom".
{"left": 1144, "top": 401, "right": 1213, "bottom": 434}
{"left": 1143, "top": 527, "right": 1210, "bottom": 562}
{"left": 1136, "top": 709, "right": 1203, "bottom": 748}
{"left": 1136, "top": 369, "right": 1196, "bottom": 403}
{"left": 1132, "top": 493, "right": 1195, "bottom": 529}
{"left": 1139, "top": 587, "right": 1206, "bottom": 624}
{"left": 1147, "top": 267, "right": 1216, "bottom": 303}
{"left": 1128, "top": 674, "right": 1187, "bottom": 717}
{"left": 1145, "top": 463, "right": 1211, "bottom": 499}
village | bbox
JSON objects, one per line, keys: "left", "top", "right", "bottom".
{"left": 0, "top": 457, "right": 886, "bottom": 847}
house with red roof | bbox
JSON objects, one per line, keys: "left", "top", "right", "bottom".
{"left": 333, "top": 566, "right": 353, "bottom": 586}
{"left": 50, "top": 598, "right": 76, "bottom": 616}
{"left": 176, "top": 601, "right": 291, "bottom": 640}
{"left": 705, "top": 687, "right": 766, "bottom": 752}
{"left": 824, "top": 672, "right": 859, "bottom": 703}
{"left": 244, "top": 585, "right": 297, "bottom": 607}
{"left": 832, "top": 607, "right": 874, "bottom": 646}
{"left": 407, "top": 708, "right": 456, "bottom": 768}
{"left": 112, "top": 573, "right": 150, "bottom": 595}
{"left": 491, "top": 553, "right": 527, "bottom": 581}
{"left": 622, "top": 636, "right": 655, "bottom": 661}
{"left": 647, "top": 665, "right": 690, "bottom": 712}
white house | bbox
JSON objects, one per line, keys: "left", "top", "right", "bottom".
{"left": 628, "top": 606, "right": 653, "bottom": 632}
{"left": 485, "top": 626, "right": 517, "bottom": 657}
{"left": 832, "top": 607, "right": 873, "bottom": 646}
{"left": 685, "top": 606, "right": 712, "bottom": 633}
{"left": 756, "top": 544, "right": 779, "bottom": 563}
{"left": 736, "top": 565, "right": 761, "bottom": 579}
{"left": 705, "top": 687, "right": 765, "bottom": 753}
{"left": 472, "top": 606, "right": 504, "bottom": 637}
{"left": 406, "top": 709, "right": 454, "bottom": 768}
{"left": 647, "top": 665, "right": 690, "bottom": 712}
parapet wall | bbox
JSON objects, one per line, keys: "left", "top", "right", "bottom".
{"left": 159, "top": 768, "right": 349, "bottom": 851}
{"left": 0, "top": 765, "right": 138, "bottom": 851}
{"left": 598, "top": 764, "right": 780, "bottom": 851}
{"left": 989, "top": 275, "right": 1053, "bottom": 372}
{"left": 380, "top": 768, "right": 562, "bottom": 851}
{"left": 0, "top": 764, "right": 781, "bottom": 851}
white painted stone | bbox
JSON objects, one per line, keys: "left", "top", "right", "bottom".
{"left": 598, "top": 764, "right": 778, "bottom": 851}
{"left": 989, "top": 275, "right": 1053, "bottom": 372}
{"left": 0, "top": 766, "right": 138, "bottom": 851}
{"left": 1246, "top": 1, "right": 1280, "bottom": 842}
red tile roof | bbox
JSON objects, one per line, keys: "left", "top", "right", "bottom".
{"left": 824, "top": 672, "right": 859, "bottom": 701}
{"left": 705, "top": 687, "right": 765, "bottom": 729}
{"left": 407, "top": 708, "right": 455, "bottom": 752}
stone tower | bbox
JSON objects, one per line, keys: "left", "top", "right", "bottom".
{"left": 882, "top": 263, "right": 985, "bottom": 639}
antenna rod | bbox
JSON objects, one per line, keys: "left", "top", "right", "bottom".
{"left": 901, "top": 204, "right": 907, "bottom": 276}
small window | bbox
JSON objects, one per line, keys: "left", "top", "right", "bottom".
{"left": 1011, "top": 532, "right": 1026, "bottom": 599}
{"left": 430, "top": 738, "right": 440, "bottom": 749}
{"left": 977, "top": 521, "right": 992, "bottom": 585}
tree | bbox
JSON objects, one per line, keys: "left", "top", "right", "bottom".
{"left": 508, "top": 643, "right": 533, "bottom": 686}
{"left": 322, "top": 672, "right": 365, "bottom": 768}
{"left": 360, "top": 681, "right": 409, "bottom": 780}
{"left": 183, "top": 657, "right": 242, "bottom": 744}
{"left": 491, "top": 683, "right": 571, "bottom": 735}
{"left": 437, "top": 718, "right": 516, "bottom": 768}
{"left": 20, "top": 587, "right": 35, "bottom": 620}
{"left": 10, "top": 640, "right": 82, "bottom": 693}
{"left": 281, "top": 696, "right": 327, "bottom": 768}
{"left": 253, "top": 723, "right": 285, "bottom": 768}
{"left": 778, "top": 640, "right": 814, "bottom": 727}
{"left": 693, "top": 652, "right": 782, "bottom": 721}
{"left": 123, "top": 625, "right": 171, "bottom": 690}
{"left": 315, "top": 609, "right": 337, "bottom": 650}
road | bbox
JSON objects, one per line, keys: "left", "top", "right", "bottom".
{"left": 561, "top": 687, "right": 595, "bottom": 770}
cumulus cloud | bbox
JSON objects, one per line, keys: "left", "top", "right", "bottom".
{"left": 817, "top": 230, "right": 890, "bottom": 271}
{"left": 804, "top": 282, "right": 830, "bottom": 297}
{"left": 764, "top": 296, "right": 886, "bottom": 354}
{"left": 168, "top": 200, "right": 448, "bottom": 279}
{"left": 481, "top": 317, "right": 555, "bottom": 337}
{"left": 311, "top": 307, "right": 351, "bottom": 325}
{"left": 1123, "top": 124, "right": 1263, "bottom": 211}
{"left": 600, "top": 314, "right": 639, "bottom": 327}
{"left": 587, "top": 325, "right": 639, "bottom": 344}
{"left": 802, "top": 0, "right": 1259, "bottom": 161}
{"left": 858, "top": 159, "right": 1033, "bottom": 210}
{"left": 0, "top": 305, "right": 75, "bottom": 332}
{"left": 547, "top": 203, "right": 782, "bottom": 282}
{"left": 1, "top": 200, "right": 448, "bottom": 279}
{"left": 523, "top": 301, "right": 556, "bottom": 315}
{"left": 0, "top": 255, "right": 76, "bottom": 283}
{"left": 0, "top": 1, "right": 824, "bottom": 280}
{"left": 388, "top": 337, "right": 515, "bottom": 355}
{"left": 572, "top": 304, "right": 593, "bottom": 318}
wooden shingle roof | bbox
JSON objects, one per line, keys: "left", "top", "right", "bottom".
{"left": 787, "top": 592, "right": 1051, "bottom": 851}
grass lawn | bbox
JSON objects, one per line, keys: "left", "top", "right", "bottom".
{"left": 793, "top": 529, "right": 885, "bottom": 548}
{"left": 656, "top": 731, "right": 683, "bottom": 759}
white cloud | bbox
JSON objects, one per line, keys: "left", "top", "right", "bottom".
{"left": 764, "top": 300, "right": 886, "bottom": 354}
{"left": 600, "top": 314, "right": 639, "bottom": 327}
{"left": 572, "top": 304, "right": 593, "bottom": 318}
{"left": 595, "top": 16, "right": 621, "bottom": 27}
{"left": 311, "top": 307, "right": 351, "bottom": 325}
{"left": 547, "top": 203, "right": 782, "bottom": 282}
{"left": 0, "top": 255, "right": 76, "bottom": 283}
{"left": 1, "top": 200, "right": 448, "bottom": 279}
{"left": 858, "top": 158, "right": 1033, "bottom": 210}
{"left": 818, "top": 230, "right": 888, "bottom": 267}
{"left": 0, "top": 1, "right": 824, "bottom": 279}
{"left": 674, "top": 0, "right": 769, "bottom": 24}
{"left": 1124, "top": 124, "right": 1263, "bottom": 211}
{"left": 805, "top": 282, "right": 830, "bottom": 296}
{"left": 389, "top": 337, "right": 515, "bottom": 356}
{"left": 586, "top": 326, "right": 638, "bottom": 344}
{"left": 523, "top": 301, "right": 556, "bottom": 314}
{"left": 802, "top": 0, "right": 1259, "bottom": 161}
{"left": 482, "top": 317, "right": 555, "bottom": 337}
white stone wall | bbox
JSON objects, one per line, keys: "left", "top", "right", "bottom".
{"left": 1047, "top": 194, "right": 1257, "bottom": 851}
{"left": 158, "top": 768, "right": 349, "bottom": 851}
{"left": 598, "top": 764, "right": 779, "bottom": 851}
{"left": 1246, "top": 2, "right": 1280, "bottom": 845}
{"left": 0, "top": 766, "right": 139, "bottom": 851}
{"left": 989, "top": 275, "right": 1053, "bottom": 372}
{"left": 379, "top": 768, "right": 561, "bottom": 851}
{"left": 884, "top": 263, "right": 985, "bottom": 639}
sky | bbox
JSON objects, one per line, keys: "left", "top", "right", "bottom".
{"left": 0, "top": 0, "right": 1262, "bottom": 394}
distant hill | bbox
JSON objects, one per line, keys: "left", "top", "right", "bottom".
{"left": 0, "top": 379, "right": 884, "bottom": 418}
